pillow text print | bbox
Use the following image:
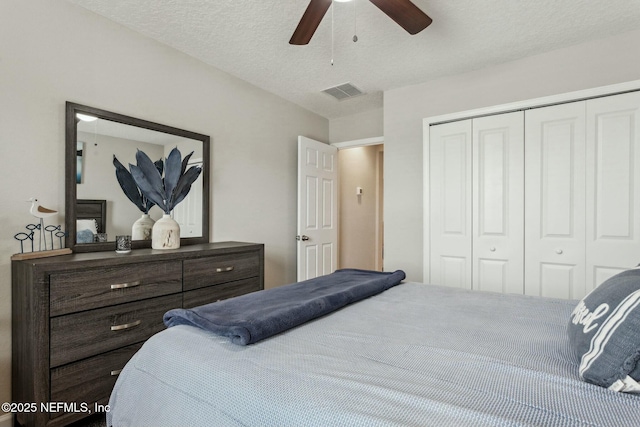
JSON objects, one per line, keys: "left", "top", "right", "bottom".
{"left": 570, "top": 301, "right": 609, "bottom": 334}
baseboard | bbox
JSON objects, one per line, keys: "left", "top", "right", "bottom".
{"left": 0, "top": 413, "right": 13, "bottom": 427}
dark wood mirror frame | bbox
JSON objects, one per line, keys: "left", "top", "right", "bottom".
{"left": 65, "top": 101, "right": 210, "bottom": 253}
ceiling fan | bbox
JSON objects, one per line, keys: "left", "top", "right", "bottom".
{"left": 289, "top": 0, "right": 432, "bottom": 45}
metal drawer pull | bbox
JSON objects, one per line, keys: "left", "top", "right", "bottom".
{"left": 110, "top": 320, "right": 141, "bottom": 331}
{"left": 110, "top": 280, "right": 141, "bottom": 290}
{"left": 110, "top": 369, "right": 123, "bottom": 376}
{"left": 216, "top": 266, "right": 234, "bottom": 273}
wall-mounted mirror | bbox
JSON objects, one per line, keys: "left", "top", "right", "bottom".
{"left": 65, "top": 102, "right": 210, "bottom": 252}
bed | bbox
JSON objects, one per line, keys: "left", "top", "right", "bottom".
{"left": 107, "top": 270, "right": 640, "bottom": 426}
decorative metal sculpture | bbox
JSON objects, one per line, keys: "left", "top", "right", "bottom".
{"left": 12, "top": 198, "right": 70, "bottom": 260}
{"left": 14, "top": 229, "right": 35, "bottom": 254}
{"left": 45, "top": 224, "right": 65, "bottom": 249}
{"left": 14, "top": 224, "right": 66, "bottom": 254}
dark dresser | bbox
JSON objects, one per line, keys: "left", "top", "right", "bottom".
{"left": 11, "top": 241, "right": 264, "bottom": 427}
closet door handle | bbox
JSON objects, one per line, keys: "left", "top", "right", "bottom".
{"left": 110, "top": 280, "right": 141, "bottom": 290}
{"left": 216, "top": 266, "right": 234, "bottom": 273}
{"left": 110, "top": 320, "right": 141, "bottom": 331}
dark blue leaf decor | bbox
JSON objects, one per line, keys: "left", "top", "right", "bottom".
{"left": 129, "top": 148, "right": 202, "bottom": 215}
{"left": 113, "top": 155, "right": 160, "bottom": 214}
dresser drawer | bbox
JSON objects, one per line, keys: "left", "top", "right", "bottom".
{"left": 183, "top": 252, "right": 260, "bottom": 291}
{"left": 50, "top": 261, "right": 182, "bottom": 316}
{"left": 49, "top": 342, "right": 143, "bottom": 419}
{"left": 50, "top": 293, "right": 181, "bottom": 367}
{"left": 183, "top": 277, "right": 261, "bottom": 308}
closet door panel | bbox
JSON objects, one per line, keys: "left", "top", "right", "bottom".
{"left": 476, "top": 258, "right": 507, "bottom": 293}
{"left": 524, "top": 102, "right": 586, "bottom": 299}
{"left": 429, "top": 120, "right": 472, "bottom": 288}
{"left": 586, "top": 91, "right": 640, "bottom": 291}
{"left": 472, "top": 112, "right": 524, "bottom": 294}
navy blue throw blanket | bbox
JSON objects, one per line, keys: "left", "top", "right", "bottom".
{"left": 164, "top": 268, "right": 406, "bottom": 345}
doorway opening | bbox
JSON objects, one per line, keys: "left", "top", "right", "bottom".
{"left": 337, "top": 143, "right": 384, "bottom": 271}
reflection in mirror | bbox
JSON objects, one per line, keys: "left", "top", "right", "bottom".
{"left": 77, "top": 119, "right": 203, "bottom": 239}
{"left": 66, "top": 102, "right": 210, "bottom": 253}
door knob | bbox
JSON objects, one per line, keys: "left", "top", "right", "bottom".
{"left": 296, "top": 235, "right": 310, "bottom": 241}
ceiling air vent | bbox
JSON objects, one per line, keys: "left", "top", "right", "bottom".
{"left": 322, "top": 83, "right": 364, "bottom": 101}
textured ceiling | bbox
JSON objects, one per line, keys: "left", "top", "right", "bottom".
{"left": 65, "top": 0, "right": 640, "bottom": 119}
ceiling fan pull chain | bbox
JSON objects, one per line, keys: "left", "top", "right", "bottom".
{"left": 353, "top": 0, "right": 358, "bottom": 42}
{"left": 331, "top": 1, "right": 335, "bottom": 65}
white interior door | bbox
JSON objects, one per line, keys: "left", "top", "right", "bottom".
{"left": 472, "top": 112, "right": 524, "bottom": 294}
{"left": 297, "top": 136, "right": 338, "bottom": 281}
{"left": 173, "top": 159, "right": 203, "bottom": 238}
{"left": 586, "top": 91, "right": 640, "bottom": 291}
{"left": 429, "top": 120, "right": 473, "bottom": 288}
{"left": 524, "top": 102, "right": 587, "bottom": 299}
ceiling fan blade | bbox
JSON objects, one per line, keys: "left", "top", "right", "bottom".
{"left": 289, "top": 0, "right": 333, "bottom": 45}
{"left": 368, "top": 0, "right": 432, "bottom": 35}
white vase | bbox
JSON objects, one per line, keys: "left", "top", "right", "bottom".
{"left": 132, "top": 214, "right": 155, "bottom": 241}
{"left": 152, "top": 214, "right": 180, "bottom": 249}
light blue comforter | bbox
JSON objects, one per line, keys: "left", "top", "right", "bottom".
{"left": 108, "top": 283, "right": 640, "bottom": 426}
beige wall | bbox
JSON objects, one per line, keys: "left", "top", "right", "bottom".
{"left": 338, "top": 145, "right": 383, "bottom": 270}
{"left": 384, "top": 28, "right": 640, "bottom": 282}
{"left": 330, "top": 108, "right": 383, "bottom": 143}
{"left": 0, "top": 0, "right": 327, "bottom": 411}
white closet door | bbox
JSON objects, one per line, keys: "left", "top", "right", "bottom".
{"left": 586, "top": 91, "right": 640, "bottom": 291}
{"left": 472, "top": 112, "right": 524, "bottom": 294}
{"left": 429, "top": 120, "right": 472, "bottom": 288}
{"left": 524, "top": 102, "right": 587, "bottom": 299}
